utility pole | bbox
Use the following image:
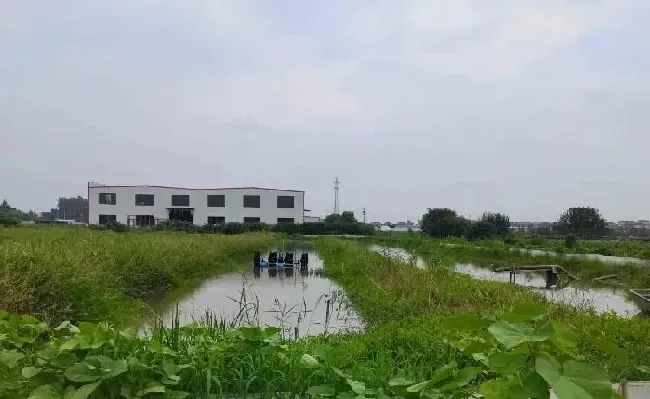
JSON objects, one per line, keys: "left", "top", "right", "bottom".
{"left": 362, "top": 206, "right": 367, "bottom": 224}
{"left": 333, "top": 177, "right": 340, "bottom": 215}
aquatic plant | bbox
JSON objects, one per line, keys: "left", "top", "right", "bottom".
{"left": 0, "top": 305, "right": 628, "bottom": 398}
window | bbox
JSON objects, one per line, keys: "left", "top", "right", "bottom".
{"left": 276, "top": 195, "right": 295, "bottom": 208}
{"left": 136, "top": 215, "right": 155, "bottom": 226}
{"left": 277, "top": 218, "right": 294, "bottom": 224}
{"left": 243, "top": 217, "right": 261, "bottom": 223}
{"left": 135, "top": 194, "right": 154, "bottom": 206}
{"left": 207, "top": 216, "right": 226, "bottom": 225}
{"left": 99, "top": 193, "right": 116, "bottom": 205}
{"left": 98, "top": 214, "right": 116, "bottom": 225}
{"left": 171, "top": 195, "right": 190, "bottom": 207}
{"left": 243, "top": 195, "right": 260, "bottom": 208}
{"left": 207, "top": 195, "right": 225, "bottom": 207}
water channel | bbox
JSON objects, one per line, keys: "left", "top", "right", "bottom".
{"left": 370, "top": 245, "right": 642, "bottom": 317}
{"left": 148, "top": 241, "right": 363, "bottom": 338}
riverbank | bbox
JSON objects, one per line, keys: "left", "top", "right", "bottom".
{"left": 0, "top": 227, "right": 275, "bottom": 324}
{"left": 316, "top": 237, "right": 650, "bottom": 381}
{"left": 370, "top": 234, "right": 650, "bottom": 288}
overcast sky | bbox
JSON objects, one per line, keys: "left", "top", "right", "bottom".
{"left": 2, "top": 1, "right": 650, "bottom": 222}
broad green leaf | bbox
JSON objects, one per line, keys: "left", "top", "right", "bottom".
{"left": 162, "top": 359, "right": 180, "bottom": 377}
{"left": 105, "top": 359, "right": 128, "bottom": 379}
{"left": 0, "top": 309, "right": 8, "bottom": 319}
{"left": 488, "top": 320, "right": 551, "bottom": 349}
{"left": 347, "top": 380, "right": 365, "bottom": 395}
{"left": 488, "top": 352, "right": 527, "bottom": 375}
{"left": 479, "top": 378, "right": 526, "bottom": 399}
{"left": 388, "top": 377, "right": 413, "bottom": 387}
{"left": 66, "top": 381, "right": 101, "bottom": 399}
{"left": 535, "top": 355, "right": 613, "bottom": 399}
{"left": 54, "top": 321, "right": 80, "bottom": 334}
{"left": 336, "top": 392, "right": 356, "bottom": 399}
{"left": 0, "top": 349, "right": 25, "bottom": 368}
{"left": 136, "top": 382, "right": 166, "bottom": 396}
{"left": 64, "top": 362, "right": 102, "bottom": 383}
{"left": 521, "top": 372, "right": 550, "bottom": 399}
{"left": 307, "top": 385, "right": 336, "bottom": 397}
{"left": 438, "top": 367, "right": 481, "bottom": 391}
{"left": 430, "top": 363, "right": 456, "bottom": 386}
{"left": 500, "top": 303, "right": 549, "bottom": 322}
{"left": 549, "top": 322, "right": 577, "bottom": 356}
{"left": 22, "top": 366, "right": 41, "bottom": 378}
{"left": 28, "top": 384, "right": 62, "bottom": 399}
{"left": 456, "top": 338, "right": 493, "bottom": 354}
{"left": 406, "top": 381, "right": 430, "bottom": 393}
{"left": 443, "top": 314, "right": 492, "bottom": 330}
{"left": 300, "top": 354, "right": 321, "bottom": 369}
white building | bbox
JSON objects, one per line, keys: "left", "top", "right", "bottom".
{"left": 88, "top": 183, "right": 305, "bottom": 226}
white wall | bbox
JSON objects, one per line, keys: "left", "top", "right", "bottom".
{"left": 89, "top": 185, "right": 304, "bottom": 225}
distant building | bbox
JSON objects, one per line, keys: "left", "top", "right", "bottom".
{"left": 88, "top": 182, "right": 305, "bottom": 226}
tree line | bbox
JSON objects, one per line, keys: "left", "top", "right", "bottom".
{"left": 0, "top": 197, "right": 88, "bottom": 226}
{"left": 419, "top": 206, "right": 609, "bottom": 240}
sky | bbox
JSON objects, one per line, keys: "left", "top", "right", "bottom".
{"left": 2, "top": 1, "right": 650, "bottom": 223}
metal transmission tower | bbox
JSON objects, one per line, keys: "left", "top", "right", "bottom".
{"left": 333, "top": 177, "right": 340, "bottom": 215}
{"left": 362, "top": 206, "right": 367, "bottom": 223}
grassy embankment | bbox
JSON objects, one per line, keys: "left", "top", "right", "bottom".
{"left": 315, "top": 237, "right": 650, "bottom": 381}
{"left": 370, "top": 234, "right": 650, "bottom": 288}
{"left": 0, "top": 226, "right": 275, "bottom": 325}
{"left": 0, "top": 229, "right": 648, "bottom": 397}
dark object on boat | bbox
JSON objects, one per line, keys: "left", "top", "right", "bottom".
{"left": 629, "top": 289, "right": 650, "bottom": 314}
{"left": 284, "top": 253, "right": 294, "bottom": 265}
{"left": 253, "top": 251, "right": 261, "bottom": 267}
{"left": 268, "top": 251, "right": 278, "bottom": 266}
{"left": 277, "top": 251, "right": 285, "bottom": 264}
{"left": 300, "top": 253, "right": 309, "bottom": 270}
{"left": 545, "top": 268, "right": 559, "bottom": 289}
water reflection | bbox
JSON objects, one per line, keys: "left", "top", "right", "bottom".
{"left": 372, "top": 245, "right": 642, "bottom": 317}
{"left": 151, "top": 242, "right": 363, "bottom": 338}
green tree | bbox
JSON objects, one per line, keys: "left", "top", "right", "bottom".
{"left": 481, "top": 212, "right": 511, "bottom": 236}
{"left": 55, "top": 196, "right": 88, "bottom": 222}
{"left": 420, "top": 208, "right": 468, "bottom": 238}
{"left": 0, "top": 199, "right": 25, "bottom": 225}
{"left": 324, "top": 211, "right": 358, "bottom": 224}
{"left": 557, "top": 207, "right": 606, "bottom": 235}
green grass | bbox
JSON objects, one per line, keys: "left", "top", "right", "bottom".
{"left": 369, "top": 234, "right": 650, "bottom": 288}
{"left": 0, "top": 226, "right": 275, "bottom": 325}
{"left": 315, "top": 237, "right": 650, "bottom": 381}
{"left": 1, "top": 229, "right": 648, "bottom": 397}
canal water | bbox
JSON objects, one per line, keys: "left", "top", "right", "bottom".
{"left": 149, "top": 241, "right": 363, "bottom": 338}
{"left": 371, "top": 245, "right": 642, "bottom": 317}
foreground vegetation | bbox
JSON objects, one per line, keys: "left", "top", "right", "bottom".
{"left": 1, "top": 228, "right": 647, "bottom": 397}
{"left": 371, "top": 234, "right": 650, "bottom": 288}
{"left": 316, "top": 238, "right": 650, "bottom": 381}
{"left": 0, "top": 227, "right": 274, "bottom": 325}
{"left": 0, "top": 300, "right": 631, "bottom": 398}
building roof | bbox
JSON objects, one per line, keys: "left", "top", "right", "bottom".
{"left": 88, "top": 183, "right": 304, "bottom": 193}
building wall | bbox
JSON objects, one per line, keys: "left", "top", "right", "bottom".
{"left": 88, "top": 185, "right": 304, "bottom": 225}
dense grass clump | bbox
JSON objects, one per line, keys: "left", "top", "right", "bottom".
{"left": 0, "top": 227, "right": 274, "bottom": 324}
{"left": 316, "top": 237, "right": 650, "bottom": 380}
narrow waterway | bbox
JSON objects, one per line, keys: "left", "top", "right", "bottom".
{"left": 148, "top": 241, "right": 363, "bottom": 338}
{"left": 371, "top": 245, "right": 642, "bottom": 317}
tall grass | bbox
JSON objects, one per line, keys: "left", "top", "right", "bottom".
{"left": 370, "top": 234, "right": 650, "bottom": 287}
{"left": 316, "top": 237, "right": 650, "bottom": 380}
{"left": 0, "top": 227, "right": 274, "bottom": 324}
